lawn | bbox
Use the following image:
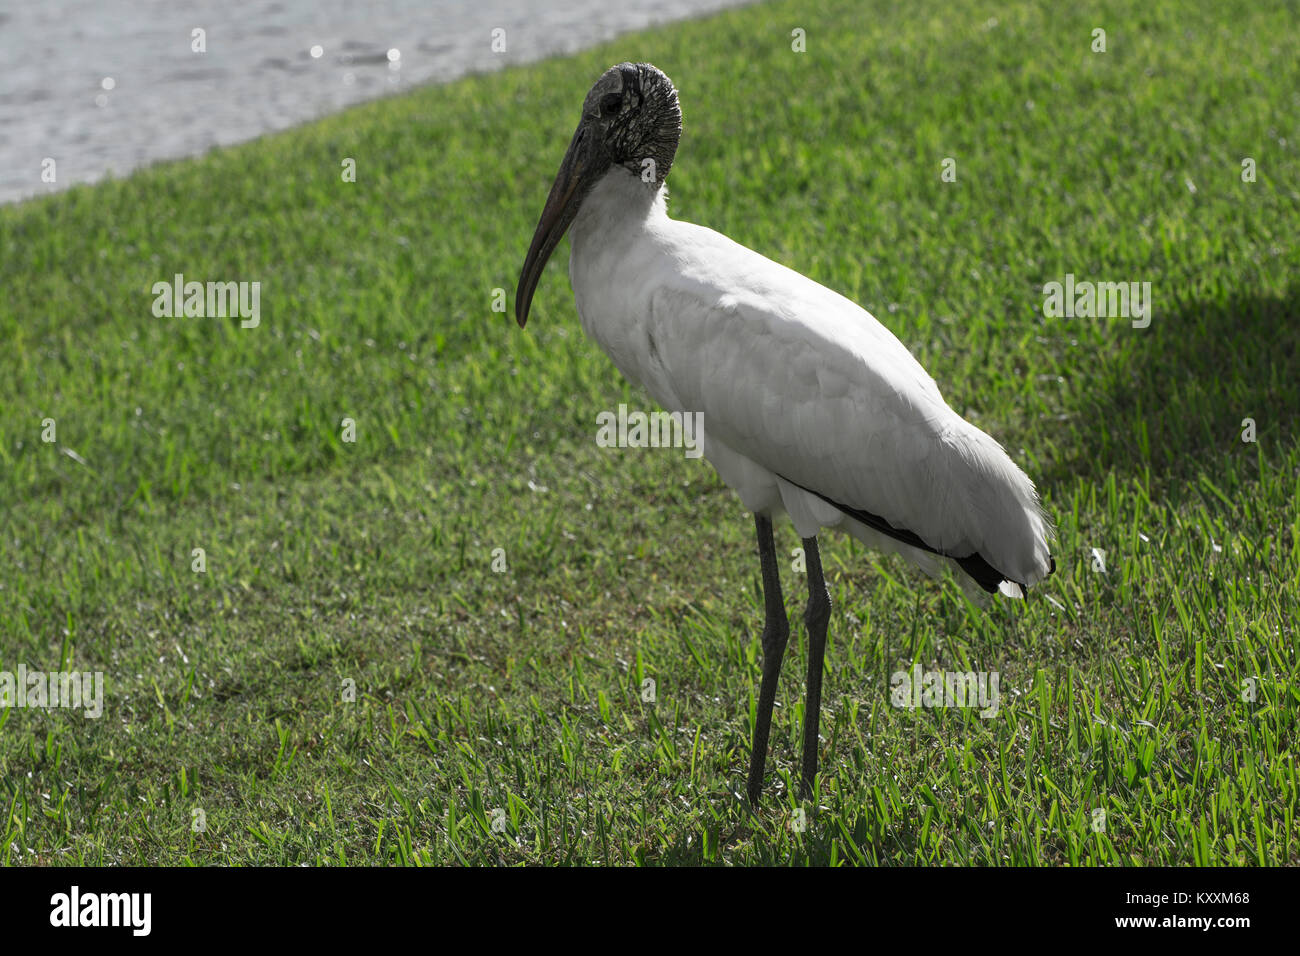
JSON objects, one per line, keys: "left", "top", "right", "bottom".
{"left": 0, "top": 0, "right": 1296, "bottom": 865}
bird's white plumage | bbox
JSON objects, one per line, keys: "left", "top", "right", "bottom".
{"left": 568, "top": 167, "right": 1052, "bottom": 596}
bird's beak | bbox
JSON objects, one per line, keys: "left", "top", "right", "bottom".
{"left": 515, "top": 122, "right": 593, "bottom": 329}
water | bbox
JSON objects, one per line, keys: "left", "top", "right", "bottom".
{"left": 0, "top": 0, "right": 748, "bottom": 205}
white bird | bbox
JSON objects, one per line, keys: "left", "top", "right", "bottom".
{"left": 515, "top": 63, "right": 1054, "bottom": 804}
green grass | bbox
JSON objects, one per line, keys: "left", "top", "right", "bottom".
{"left": 1, "top": 0, "right": 1297, "bottom": 865}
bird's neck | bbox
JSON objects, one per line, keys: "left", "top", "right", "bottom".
{"left": 571, "top": 167, "right": 669, "bottom": 250}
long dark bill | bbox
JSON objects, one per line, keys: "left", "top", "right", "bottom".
{"left": 515, "top": 124, "right": 592, "bottom": 328}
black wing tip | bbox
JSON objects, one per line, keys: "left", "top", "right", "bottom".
{"left": 776, "top": 474, "right": 1060, "bottom": 597}
{"left": 780, "top": 473, "right": 1018, "bottom": 594}
{"left": 955, "top": 553, "right": 1006, "bottom": 594}
{"left": 961, "top": 552, "right": 1055, "bottom": 596}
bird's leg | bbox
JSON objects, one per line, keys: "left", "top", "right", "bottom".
{"left": 746, "top": 513, "right": 789, "bottom": 806}
{"left": 800, "top": 535, "right": 831, "bottom": 800}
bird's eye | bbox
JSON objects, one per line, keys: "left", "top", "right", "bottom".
{"left": 600, "top": 93, "right": 622, "bottom": 116}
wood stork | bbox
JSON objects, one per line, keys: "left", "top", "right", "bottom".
{"left": 514, "top": 62, "right": 1054, "bottom": 805}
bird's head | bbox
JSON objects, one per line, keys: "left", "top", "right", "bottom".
{"left": 515, "top": 62, "right": 682, "bottom": 328}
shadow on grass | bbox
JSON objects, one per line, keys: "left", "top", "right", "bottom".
{"left": 1042, "top": 282, "right": 1299, "bottom": 492}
